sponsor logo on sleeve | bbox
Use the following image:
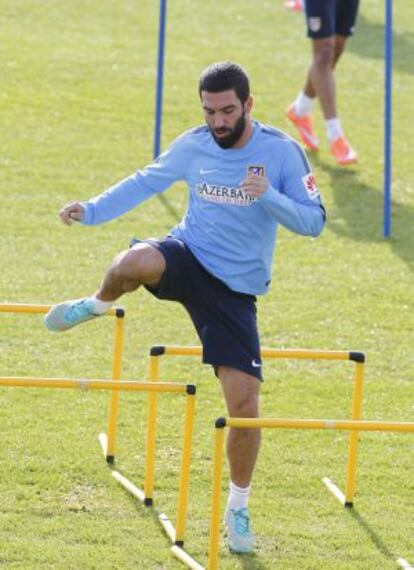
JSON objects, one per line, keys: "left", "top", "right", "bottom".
{"left": 302, "top": 172, "right": 320, "bottom": 199}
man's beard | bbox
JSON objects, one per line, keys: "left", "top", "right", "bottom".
{"left": 210, "top": 112, "right": 246, "bottom": 149}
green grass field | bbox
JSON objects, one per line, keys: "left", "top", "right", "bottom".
{"left": 1, "top": 1, "right": 413, "bottom": 568}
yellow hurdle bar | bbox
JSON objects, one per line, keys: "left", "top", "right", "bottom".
{"left": 345, "top": 360, "right": 364, "bottom": 505}
{"left": 207, "top": 417, "right": 414, "bottom": 570}
{"left": 0, "top": 377, "right": 189, "bottom": 393}
{"left": 154, "top": 345, "right": 357, "bottom": 361}
{"left": 208, "top": 424, "right": 226, "bottom": 570}
{"left": 174, "top": 388, "right": 196, "bottom": 546}
{"left": 144, "top": 354, "right": 162, "bottom": 505}
{"left": 224, "top": 417, "right": 414, "bottom": 432}
{"left": 105, "top": 309, "right": 125, "bottom": 462}
{"left": 0, "top": 302, "right": 120, "bottom": 317}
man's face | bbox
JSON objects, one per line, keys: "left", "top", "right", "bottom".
{"left": 201, "top": 89, "right": 252, "bottom": 149}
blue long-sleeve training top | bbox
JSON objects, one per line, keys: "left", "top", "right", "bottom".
{"left": 81, "top": 121, "right": 326, "bottom": 295}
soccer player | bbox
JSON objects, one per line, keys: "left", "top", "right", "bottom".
{"left": 45, "top": 61, "right": 326, "bottom": 554}
{"left": 287, "top": 0, "right": 359, "bottom": 165}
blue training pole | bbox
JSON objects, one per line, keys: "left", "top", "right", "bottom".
{"left": 383, "top": 0, "right": 393, "bottom": 238}
{"left": 153, "top": 0, "right": 167, "bottom": 159}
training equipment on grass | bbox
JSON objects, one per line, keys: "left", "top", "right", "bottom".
{"left": 204, "top": 416, "right": 414, "bottom": 570}
{"left": 0, "top": 302, "right": 125, "bottom": 462}
{"left": 0, "top": 376, "right": 196, "bottom": 557}
{"left": 107, "top": 381, "right": 196, "bottom": 551}
{"left": 3, "top": 310, "right": 411, "bottom": 569}
{"left": 146, "top": 345, "right": 366, "bottom": 507}
{"left": 1, "top": 303, "right": 197, "bottom": 557}
{"left": 144, "top": 345, "right": 367, "bottom": 568}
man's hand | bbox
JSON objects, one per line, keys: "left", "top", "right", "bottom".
{"left": 239, "top": 172, "right": 270, "bottom": 198}
{"left": 59, "top": 202, "right": 85, "bottom": 225}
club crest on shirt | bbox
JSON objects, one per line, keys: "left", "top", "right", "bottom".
{"left": 302, "top": 172, "right": 320, "bottom": 199}
{"left": 308, "top": 17, "right": 322, "bottom": 32}
{"left": 248, "top": 165, "right": 265, "bottom": 177}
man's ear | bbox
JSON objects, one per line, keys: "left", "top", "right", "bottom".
{"left": 244, "top": 95, "right": 253, "bottom": 114}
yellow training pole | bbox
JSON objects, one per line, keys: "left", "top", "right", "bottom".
{"left": 160, "top": 345, "right": 354, "bottom": 361}
{"left": 106, "top": 309, "right": 125, "bottom": 462}
{"left": 164, "top": 346, "right": 202, "bottom": 356}
{"left": 260, "top": 348, "right": 350, "bottom": 360}
{"left": 345, "top": 359, "right": 365, "bottom": 505}
{"left": 207, "top": 420, "right": 226, "bottom": 570}
{"left": 174, "top": 387, "right": 197, "bottom": 546}
{"left": 0, "top": 303, "right": 51, "bottom": 314}
{"left": 225, "top": 417, "right": 414, "bottom": 432}
{"left": 144, "top": 350, "right": 162, "bottom": 505}
{"left": 0, "top": 377, "right": 188, "bottom": 393}
{"left": 0, "top": 302, "right": 120, "bottom": 318}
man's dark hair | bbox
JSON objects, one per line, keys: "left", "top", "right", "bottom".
{"left": 198, "top": 61, "right": 250, "bottom": 104}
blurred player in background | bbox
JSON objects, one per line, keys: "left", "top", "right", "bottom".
{"left": 287, "top": 0, "right": 359, "bottom": 165}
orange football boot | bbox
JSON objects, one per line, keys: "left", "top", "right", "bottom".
{"left": 286, "top": 104, "right": 319, "bottom": 151}
{"left": 330, "top": 136, "right": 358, "bottom": 165}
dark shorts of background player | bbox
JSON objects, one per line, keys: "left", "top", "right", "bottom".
{"left": 131, "top": 236, "right": 263, "bottom": 381}
{"left": 305, "top": 0, "right": 359, "bottom": 39}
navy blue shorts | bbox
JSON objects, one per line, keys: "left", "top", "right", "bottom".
{"left": 132, "top": 236, "right": 263, "bottom": 381}
{"left": 305, "top": 0, "right": 359, "bottom": 39}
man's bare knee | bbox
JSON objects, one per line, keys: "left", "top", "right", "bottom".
{"left": 111, "top": 244, "right": 166, "bottom": 287}
{"left": 218, "top": 367, "right": 260, "bottom": 418}
{"left": 229, "top": 393, "right": 259, "bottom": 418}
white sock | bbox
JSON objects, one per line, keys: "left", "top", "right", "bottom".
{"left": 294, "top": 91, "right": 314, "bottom": 117}
{"left": 90, "top": 295, "right": 113, "bottom": 315}
{"left": 325, "top": 117, "right": 344, "bottom": 141}
{"left": 227, "top": 481, "right": 251, "bottom": 511}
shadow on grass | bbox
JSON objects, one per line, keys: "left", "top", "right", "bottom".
{"left": 238, "top": 552, "right": 266, "bottom": 569}
{"left": 312, "top": 154, "right": 414, "bottom": 272}
{"left": 346, "top": 506, "right": 396, "bottom": 562}
{"left": 349, "top": 13, "right": 414, "bottom": 76}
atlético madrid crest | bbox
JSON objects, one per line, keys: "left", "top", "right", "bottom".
{"left": 248, "top": 165, "right": 265, "bottom": 176}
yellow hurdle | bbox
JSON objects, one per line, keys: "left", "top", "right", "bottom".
{"left": 208, "top": 417, "right": 414, "bottom": 570}
{"left": 109, "top": 381, "right": 197, "bottom": 554}
{"left": 147, "top": 345, "right": 365, "bottom": 506}
{"left": 0, "top": 302, "right": 125, "bottom": 463}
{"left": 0, "top": 372, "right": 197, "bottom": 554}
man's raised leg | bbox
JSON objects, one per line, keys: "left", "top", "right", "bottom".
{"left": 44, "top": 243, "right": 165, "bottom": 332}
